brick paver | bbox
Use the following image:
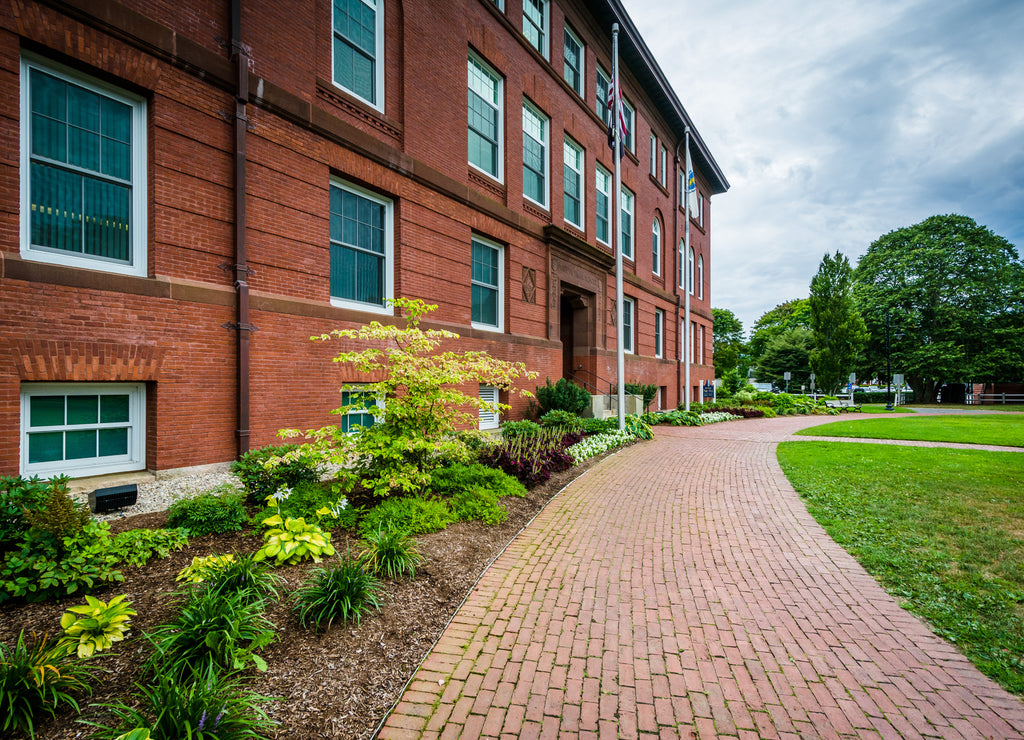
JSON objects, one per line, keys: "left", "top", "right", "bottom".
{"left": 379, "top": 415, "right": 1024, "bottom": 738}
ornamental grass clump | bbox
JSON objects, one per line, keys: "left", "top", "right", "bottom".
{"left": 359, "top": 525, "right": 423, "bottom": 579}
{"left": 292, "top": 560, "right": 383, "bottom": 630}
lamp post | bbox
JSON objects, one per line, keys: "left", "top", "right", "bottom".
{"left": 885, "top": 310, "right": 893, "bottom": 411}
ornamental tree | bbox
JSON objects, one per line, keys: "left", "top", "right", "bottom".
{"left": 808, "top": 251, "right": 867, "bottom": 395}
{"left": 283, "top": 298, "right": 537, "bottom": 499}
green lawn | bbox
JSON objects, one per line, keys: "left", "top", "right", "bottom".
{"left": 778, "top": 441, "right": 1024, "bottom": 694}
{"left": 797, "top": 413, "right": 1024, "bottom": 447}
{"left": 859, "top": 404, "right": 916, "bottom": 414}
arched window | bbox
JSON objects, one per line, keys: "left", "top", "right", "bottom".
{"left": 697, "top": 254, "right": 704, "bottom": 299}
{"left": 688, "top": 247, "right": 695, "bottom": 294}
{"left": 678, "top": 239, "right": 685, "bottom": 289}
{"left": 652, "top": 219, "right": 661, "bottom": 276}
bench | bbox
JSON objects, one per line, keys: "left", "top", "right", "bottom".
{"left": 824, "top": 399, "right": 862, "bottom": 412}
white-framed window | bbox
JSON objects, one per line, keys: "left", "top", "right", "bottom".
{"left": 649, "top": 133, "right": 657, "bottom": 177}
{"left": 21, "top": 383, "right": 145, "bottom": 478}
{"left": 692, "top": 320, "right": 698, "bottom": 365}
{"left": 655, "top": 308, "right": 664, "bottom": 358}
{"left": 678, "top": 239, "right": 685, "bottom": 289}
{"left": 563, "top": 25, "right": 584, "bottom": 97}
{"left": 700, "top": 324, "right": 706, "bottom": 365}
{"left": 21, "top": 54, "right": 147, "bottom": 277}
{"left": 471, "top": 236, "right": 504, "bottom": 331}
{"left": 620, "top": 186, "right": 634, "bottom": 260}
{"left": 688, "top": 247, "right": 695, "bottom": 294}
{"left": 489, "top": 0, "right": 504, "bottom": 9}
{"left": 680, "top": 318, "right": 686, "bottom": 361}
{"left": 329, "top": 177, "right": 394, "bottom": 314}
{"left": 340, "top": 384, "right": 382, "bottom": 434}
{"left": 332, "top": 0, "right": 384, "bottom": 110}
{"left": 652, "top": 218, "right": 661, "bottom": 276}
{"left": 595, "top": 164, "right": 611, "bottom": 245}
{"left": 523, "top": 0, "right": 549, "bottom": 58}
{"left": 622, "top": 99, "right": 635, "bottom": 152}
{"left": 622, "top": 296, "right": 635, "bottom": 353}
{"left": 660, "top": 144, "right": 667, "bottom": 187}
{"left": 697, "top": 192, "right": 705, "bottom": 227}
{"left": 468, "top": 53, "right": 503, "bottom": 182}
{"left": 596, "top": 66, "right": 610, "bottom": 125}
{"left": 563, "top": 136, "right": 584, "bottom": 230}
{"left": 697, "top": 254, "right": 704, "bottom": 299}
{"left": 479, "top": 385, "right": 500, "bottom": 430}
{"left": 522, "top": 100, "right": 548, "bottom": 208}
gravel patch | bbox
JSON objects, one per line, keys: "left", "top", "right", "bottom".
{"left": 87, "top": 470, "right": 242, "bottom": 522}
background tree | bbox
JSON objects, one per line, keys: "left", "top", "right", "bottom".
{"left": 747, "top": 299, "right": 811, "bottom": 362}
{"left": 853, "top": 214, "right": 1024, "bottom": 403}
{"left": 711, "top": 307, "right": 746, "bottom": 377}
{"left": 756, "top": 328, "right": 813, "bottom": 391}
{"left": 808, "top": 251, "right": 867, "bottom": 394}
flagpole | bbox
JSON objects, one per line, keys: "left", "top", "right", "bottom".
{"left": 683, "top": 127, "right": 692, "bottom": 412}
{"left": 612, "top": 23, "right": 625, "bottom": 431}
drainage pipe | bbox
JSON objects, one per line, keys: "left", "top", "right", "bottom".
{"left": 231, "top": 0, "right": 252, "bottom": 456}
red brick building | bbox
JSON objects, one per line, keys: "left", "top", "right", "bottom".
{"left": 0, "top": 0, "right": 728, "bottom": 480}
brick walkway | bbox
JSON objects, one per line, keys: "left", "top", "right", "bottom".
{"left": 379, "top": 416, "right": 1024, "bottom": 739}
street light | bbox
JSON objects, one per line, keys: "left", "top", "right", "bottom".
{"left": 885, "top": 310, "right": 893, "bottom": 411}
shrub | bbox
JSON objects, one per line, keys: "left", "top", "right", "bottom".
{"left": 500, "top": 419, "right": 542, "bottom": 439}
{"left": 293, "top": 560, "right": 383, "bottom": 630}
{"left": 539, "top": 409, "right": 584, "bottom": 432}
{"left": 87, "top": 664, "right": 278, "bottom": 740}
{"left": 449, "top": 487, "right": 507, "bottom": 525}
{"left": 145, "top": 588, "right": 276, "bottom": 677}
{"left": 0, "top": 476, "right": 50, "bottom": 553}
{"left": 624, "top": 382, "right": 658, "bottom": 412}
{"left": 480, "top": 428, "right": 581, "bottom": 488}
{"left": 166, "top": 485, "right": 248, "bottom": 537}
{"left": 24, "top": 476, "right": 89, "bottom": 546}
{"left": 359, "top": 525, "right": 423, "bottom": 578}
{"left": 58, "top": 594, "right": 136, "bottom": 659}
{"left": 358, "top": 497, "right": 455, "bottom": 537}
{"left": 535, "top": 378, "right": 591, "bottom": 415}
{"left": 429, "top": 463, "right": 526, "bottom": 500}
{"left": 274, "top": 480, "right": 336, "bottom": 521}
{"left": 642, "top": 410, "right": 703, "bottom": 427}
{"left": 1, "top": 519, "right": 123, "bottom": 603}
{"left": 110, "top": 528, "right": 189, "bottom": 568}
{"left": 0, "top": 631, "right": 93, "bottom": 739}
{"left": 580, "top": 417, "right": 617, "bottom": 435}
{"left": 231, "top": 444, "right": 323, "bottom": 505}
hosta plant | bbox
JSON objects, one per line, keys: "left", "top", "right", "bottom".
{"left": 59, "top": 594, "right": 136, "bottom": 659}
{"left": 253, "top": 515, "right": 336, "bottom": 566}
{"left": 176, "top": 553, "right": 236, "bottom": 584}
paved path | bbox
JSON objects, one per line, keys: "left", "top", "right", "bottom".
{"left": 379, "top": 416, "right": 1024, "bottom": 739}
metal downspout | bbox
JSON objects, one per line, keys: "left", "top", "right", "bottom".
{"left": 673, "top": 142, "right": 682, "bottom": 407}
{"left": 231, "top": 0, "right": 252, "bottom": 456}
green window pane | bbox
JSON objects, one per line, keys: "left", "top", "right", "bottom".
{"left": 31, "top": 69, "right": 67, "bottom": 120}
{"left": 67, "top": 85, "right": 100, "bottom": 130}
{"left": 333, "top": 0, "right": 377, "bottom": 103}
{"left": 99, "top": 428, "right": 128, "bottom": 457}
{"left": 101, "top": 394, "right": 130, "bottom": 423}
{"left": 330, "top": 242, "right": 356, "bottom": 300}
{"left": 100, "top": 97, "right": 132, "bottom": 144}
{"left": 31, "top": 163, "right": 83, "bottom": 253}
{"left": 32, "top": 113, "right": 67, "bottom": 162}
{"left": 472, "top": 243, "right": 498, "bottom": 286}
{"left": 84, "top": 178, "right": 131, "bottom": 261}
{"left": 472, "top": 284, "right": 498, "bottom": 326}
{"left": 30, "top": 395, "right": 65, "bottom": 427}
{"left": 28, "top": 432, "right": 64, "bottom": 464}
{"left": 67, "top": 395, "right": 99, "bottom": 425}
{"left": 355, "top": 250, "right": 383, "bottom": 304}
{"left": 65, "top": 429, "right": 97, "bottom": 460}
{"left": 68, "top": 124, "right": 100, "bottom": 171}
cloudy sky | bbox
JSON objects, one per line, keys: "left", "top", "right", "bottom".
{"left": 622, "top": 0, "right": 1024, "bottom": 334}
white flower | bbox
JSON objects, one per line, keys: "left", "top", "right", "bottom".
{"left": 271, "top": 486, "right": 292, "bottom": 503}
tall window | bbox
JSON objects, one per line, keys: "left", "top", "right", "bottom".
{"left": 563, "top": 136, "right": 584, "bottom": 230}
{"left": 678, "top": 239, "right": 685, "bottom": 289}
{"left": 650, "top": 133, "right": 657, "bottom": 176}
{"left": 697, "top": 255, "right": 705, "bottom": 299}
{"left": 596, "top": 66, "right": 610, "bottom": 125}
{"left": 332, "top": 0, "right": 384, "bottom": 109}
{"left": 700, "top": 324, "right": 706, "bottom": 364}
{"left": 340, "top": 385, "right": 380, "bottom": 433}
{"left": 21, "top": 383, "right": 145, "bottom": 478}
{"left": 596, "top": 165, "right": 611, "bottom": 245}
{"left": 655, "top": 308, "right": 664, "bottom": 358}
{"left": 522, "top": 101, "right": 548, "bottom": 207}
{"left": 697, "top": 192, "right": 705, "bottom": 227}
{"left": 329, "top": 178, "right": 393, "bottom": 312}
{"left": 468, "top": 54, "right": 503, "bottom": 181}
{"left": 471, "top": 236, "right": 503, "bottom": 330}
{"left": 688, "top": 247, "right": 695, "bottom": 294}
{"left": 622, "top": 296, "right": 635, "bottom": 353}
{"left": 620, "top": 186, "right": 634, "bottom": 260}
{"left": 652, "top": 218, "right": 661, "bottom": 276}
{"left": 622, "top": 100, "right": 635, "bottom": 152}
{"left": 660, "top": 145, "right": 667, "bottom": 187}
{"left": 21, "top": 55, "right": 147, "bottom": 277}
{"left": 523, "top": 0, "right": 549, "bottom": 57}
{"left": 563, "top": 26, "right": 584, "bottom": 97}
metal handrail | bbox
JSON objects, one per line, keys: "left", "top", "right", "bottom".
{"left": 572, "top": 365, "right": 617, "bottom": 395}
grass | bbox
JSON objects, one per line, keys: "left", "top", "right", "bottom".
{"left": 778, "top": 441, "right": 1024, "bottom": 694}
{"left": 797, "top": 413, "right": 1024, "bottom": 447}
{"left": 859, "top": 404, "right": 916, "bottom": 414}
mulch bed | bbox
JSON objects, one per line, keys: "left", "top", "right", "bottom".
{"left": 1, "top": 450, "right": 617, "bottom": 739}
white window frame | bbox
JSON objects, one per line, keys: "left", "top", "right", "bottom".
{"left": 655, "top": 308, "right": 664, "bottom": 358}
{"left": 660, "top": 144, "right": 667, "bottom": 187}
{"left": 650, "top": 133, "right": 657, "bottom": 177}
{"left": 563, "top": 25, "right": 584, "bottom": 97}
{"left": 697, "top": 254, "right": 705, "bottom": 299}
{"left": 596, "top": 65, "right": 610, "bottom": 125}
{"left": 596, "top": 164, "right": 611, "bottom": 246}
{"left": 20, "top": 53, "right": 148, "bottom": 278}
{"left": 329, "top": 177, "right": 395, "bottom": 315}
{"left": 468, "top": 52, "right": 504, "bottom": 183}
{"left": 622, "top": 99, "right": 635, "bottom": 152}
{"left": 339, "top": 383, "right": 383, "bottom": 434}
{"left": 678, "top": 239, "right": 685, "bottom": 289}
{"left": 622, "top": 296, "right": 635, "bottom": 354}
{"left": 700, "top": 324, "right": 706, "bottom": 365}
{"left": 563, "top": 136, "right": 584, "bottom": 230}
{"left": 479, "top": 385, "right": 500, "bottom": 430}
{"left": 470, "top": 235, "right": 504, "bottom": 332}
{"left": 697, "top": 192, "right": 705, "bottom": 227}
{"left": 688, "top": 246, "right": 695, "bottom": 294}
{"left": 522, "top": 100, "right": 549, "bottom": 209}
{"left": 523, "top": 0, "right": 549, "bottom": 58}
{"left": 652, "top": 218, "right": 661, "bottom": 276}
{"left": 20, "top": 382, "right": 146, "bottom": 478}
{"left": 331, "top": 0, "right": 385, "bottom": 112}
{"left": 680, "top": 318, "right": 686, "bottom": 361}
{"left": 620, "top": 186, "right": 634, "bottom": 260}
